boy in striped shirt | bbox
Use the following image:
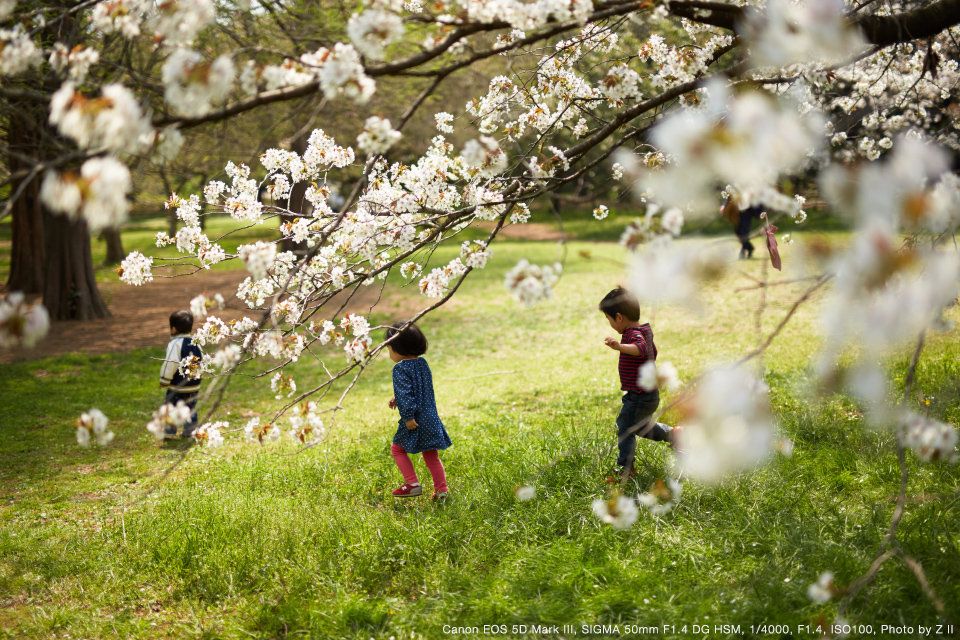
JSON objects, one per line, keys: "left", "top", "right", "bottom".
{"left": 600, "top": 287, "right": 676, "bottom": 481}
{"left": 159, "top": 310, "right": 203, "bottom": 438}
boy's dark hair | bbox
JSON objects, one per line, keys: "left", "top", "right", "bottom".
{"left": 170, "top": 310, "right": 194, "bottom": 334}
{"left": 384, "top": 321, "right": 428, "bottom": 356}
{"left": 598, "top": 287, "right": 640, "bottom": 321}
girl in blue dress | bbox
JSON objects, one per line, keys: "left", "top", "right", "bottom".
{"left": 385, "top": 321, "right": 452, "bottom": 501}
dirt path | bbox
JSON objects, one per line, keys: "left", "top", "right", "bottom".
{"left": 2, "top": 270, "right": 424, "bottom": 364}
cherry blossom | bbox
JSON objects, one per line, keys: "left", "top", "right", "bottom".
{"left": 674, "top": 366, "right": 775, "bottom": 482}
{"left": 76, "top": 409, "right": 113, "bottom": 448}
{"left": 0, "top": 292, "right": 50, "bottom": 349}
{"left": 357, "top": 116, "right": 401, "bottom": 156}
{"left": 592, "top": 494, "right": 639, "bottom": 530}
{"left": 504, "top": 260, "right": 561, "bottom": 307}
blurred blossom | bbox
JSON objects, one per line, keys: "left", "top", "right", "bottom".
{"left": 504, "top": 260, "right": 561, "bottom": 306}
{"left": 806, "top": 571, "right": 835, "bottom": 604}
{"left": 514, "top": 485, "right": 536, "bottom": 501}
{"left": 637, "top": 478, "right": 681, "bottom": 516}
{"left": 674, "top": 366, "right": 775, "bottom": 482}
{"left": 626, "top": 238, "right": 728, "bottom": 312}
{"left": 196, "top": 421, "right": 226, "bottom": 447}
{"left": 620, "top": 80, "right": 823, "bottom": 216}
{"left": 0, "top": 292, "right": 49, "bottom": 348}
{"left": 289, "top": 402, "right": 324, "bottom": 444}
{"left": 638, "top": 360, "right": 681, "bottom": 393}
{"left": 347, "top": 9, "right": 404, "bottom": 61}
{"left": 77, "top": 409, "right": 113, "bottom": 447}
{"left": 461, "top": 137, "right": 508, "bottom": 178}
{"left": 901, "top": 413, "right": 958, "bottom": 463}
{"left": 357, "top": 116, "right": 401, "bottom": 156}
{"left": 146, "top": 401, "right": 192, "bottom": 440}
{"left": 742, "top": 0, "right": 866, "bottom": 68}
{"left": 592, "top": 494, "right": 639, "bottom": 530}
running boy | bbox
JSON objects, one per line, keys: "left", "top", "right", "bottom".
{"left": 600, "top": 287, "right": 675, "bottom": 480}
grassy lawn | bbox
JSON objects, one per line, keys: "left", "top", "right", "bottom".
{"left": 1, "top": 230, "right": 958, "bottom": 639}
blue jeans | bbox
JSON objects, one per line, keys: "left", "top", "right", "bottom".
{"left": 616, "top": 390, "right": 671, "bottom": 468}
{"left": 163, "top": 389, "right": 198, "bottom": 437}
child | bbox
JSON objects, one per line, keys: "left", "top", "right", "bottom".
{"left": 159, "top": 310, "right": 203, "bottom": 438}
{"left": 600, "top": 287, "right": 675, "bottom": 481}
{"left": 384, "top": 321, "right": 452, "bottom": 501}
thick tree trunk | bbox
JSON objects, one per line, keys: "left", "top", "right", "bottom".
{"left": 6, "top": 116, "right": 45, "bottom": 295}
{"left": 99, "top": 227, "right": 125, "bottom": 265}
{"left": 43, "top": 212, "right": 111, "bottom": 320}
{"left": 6, "top": 177, "right": 45, "bottom": 294}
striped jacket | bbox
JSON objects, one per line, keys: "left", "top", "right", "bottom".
{"left": 160, "top": 334, "right": 203, "bottom": 392}
{"left": 618, "top": 323, "right": 657, "bottom": 392}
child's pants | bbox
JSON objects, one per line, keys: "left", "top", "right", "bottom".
{"left": 616, "top": 389, "right": 672, "bottom": 469}
{"left": 163, "top": 389, "right": 198, "bottom": 437}
{"left": 391, "top": 444, "right": 448, "bottom": 493}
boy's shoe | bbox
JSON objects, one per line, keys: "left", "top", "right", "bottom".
{"left": 605, "top": 468, "right": 638, "bottom": 483}
{"left": 432, "top": 491, "right": 449, "bottom": 503}
{"left": 392, "top": 483, "right": 422, "bottom": 497}
{"left": 669, "top": 426, "right": 684, "bottom": 453}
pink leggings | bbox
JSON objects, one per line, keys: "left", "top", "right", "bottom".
{"left": 391, "top": 444, "right": 448, "bottom": 493}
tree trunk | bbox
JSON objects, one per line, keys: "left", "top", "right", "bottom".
{"left": 5, "top": 116, "right": 45, "bottom": 295}
{"left": 43, "top": 212, "right": 111, "bottom": 320}
{"left": 99, "top": 227, "right": 126, "bottom": 265}
{"left": 6, "top": 176, "right": 45, "bottom": 294}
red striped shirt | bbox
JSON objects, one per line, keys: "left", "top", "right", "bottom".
{"left": 618, "top": 323, "right": 657, "bottom": 392}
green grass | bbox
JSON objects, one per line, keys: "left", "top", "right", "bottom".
{"left": 1, "top": 233, "right": 958, "bottom": 639}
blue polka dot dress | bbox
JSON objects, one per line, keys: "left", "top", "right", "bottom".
{"left": 392, "top": 357, "right": 452, "bottom": 454}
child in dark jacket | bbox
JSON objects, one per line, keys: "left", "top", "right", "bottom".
{"left": 159, "top": 310, "right": 203, "bottom": 437}
{"left": 385, "top": 321, "right": 452, "bottom": 501}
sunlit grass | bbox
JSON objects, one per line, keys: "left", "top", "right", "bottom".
{"left": 0, "top": 231, "right": 958, "bottom": 639}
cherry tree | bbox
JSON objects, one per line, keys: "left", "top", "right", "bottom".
{"left": 2, "top": 0, "right": 960, "bottom": 617}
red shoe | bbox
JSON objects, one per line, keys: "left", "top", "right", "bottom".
{"left": 605, "top": 468, "right": 638, "bottom": 483}
{"left": 392, "top": 483, "right": 422, "bottom": 497}
{"left": 670, "top": 426, "right": 684, "bottom": 452}
{"left": 432, "top": 490, "right": 449, "bottom": 502}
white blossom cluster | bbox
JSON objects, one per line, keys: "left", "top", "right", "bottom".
{"left": 48, "top": 83, "right": 153, "bottom": 154}
{"left": 48, "top": 44, "right": 100, "bottom": 82}
{"left": 162, "top": 49, "right": 234, "bottom": 118}
{"left": 76, "top": 408, "right": 113, "bottom": 448}
{"left": 357, "top": 116, "right": 402, "bottom": 156}
{"left": 118, "top": 251, "right": 153, "bottom": 286}
{"left": 461, "top": 136, "right": 508, "bottom": 178}
{"left": 195, "top": 421, "right": 226, "bottom": 447}
{"left": 619, "top": 79, "right": 823, "bottom": 216}
{"left": 271, "top": 372, "right": 297, "bottom": 399}
{"left": 674, "top": 366, "right": 775, "bottom": 483}
{"left": 347, "top": 9, "right": 405, "bottom": 61}
{"left": 637, "top": 360, "right": 681, "bottom": 393}
{"left": 0, "top": 292, "right": 49, "bottom": 349}
{"left": 637, "top": 478, "right": 682, "bottom": 517}
{"left": 288, "top": 402, "right": 324, "bottom": 444}
{"left": 592, "top": 494, "right": 639, "bottom": 530}
{"left": 504, "top": 260, "right": 561, "bottom": 306}
{"left": 244, "top": 417, "right": 281, "bottom": 444}
{"left": 189, "top": 293, "right": 225, "bottom": 319}
{"left": 41, "top": 157, "right": 132, "bottom": 231}
{"left": 901, "top": 413, "right": 958, "bottom": 463}
{"left": 146, "top": 401, "right": 192, "bottom": 440}
{"left": 0, "top": 26, "right": 42, "bottom": 75}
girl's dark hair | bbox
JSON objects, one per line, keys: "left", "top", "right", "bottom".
{"left": 598, "top": 287, "right": 640, "bottom": 321}
{"left": 384, "top": 321, "right": 428, "bottom": 356}
{"left": 170, "top": 309, "right": 194, "bottom": 334}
